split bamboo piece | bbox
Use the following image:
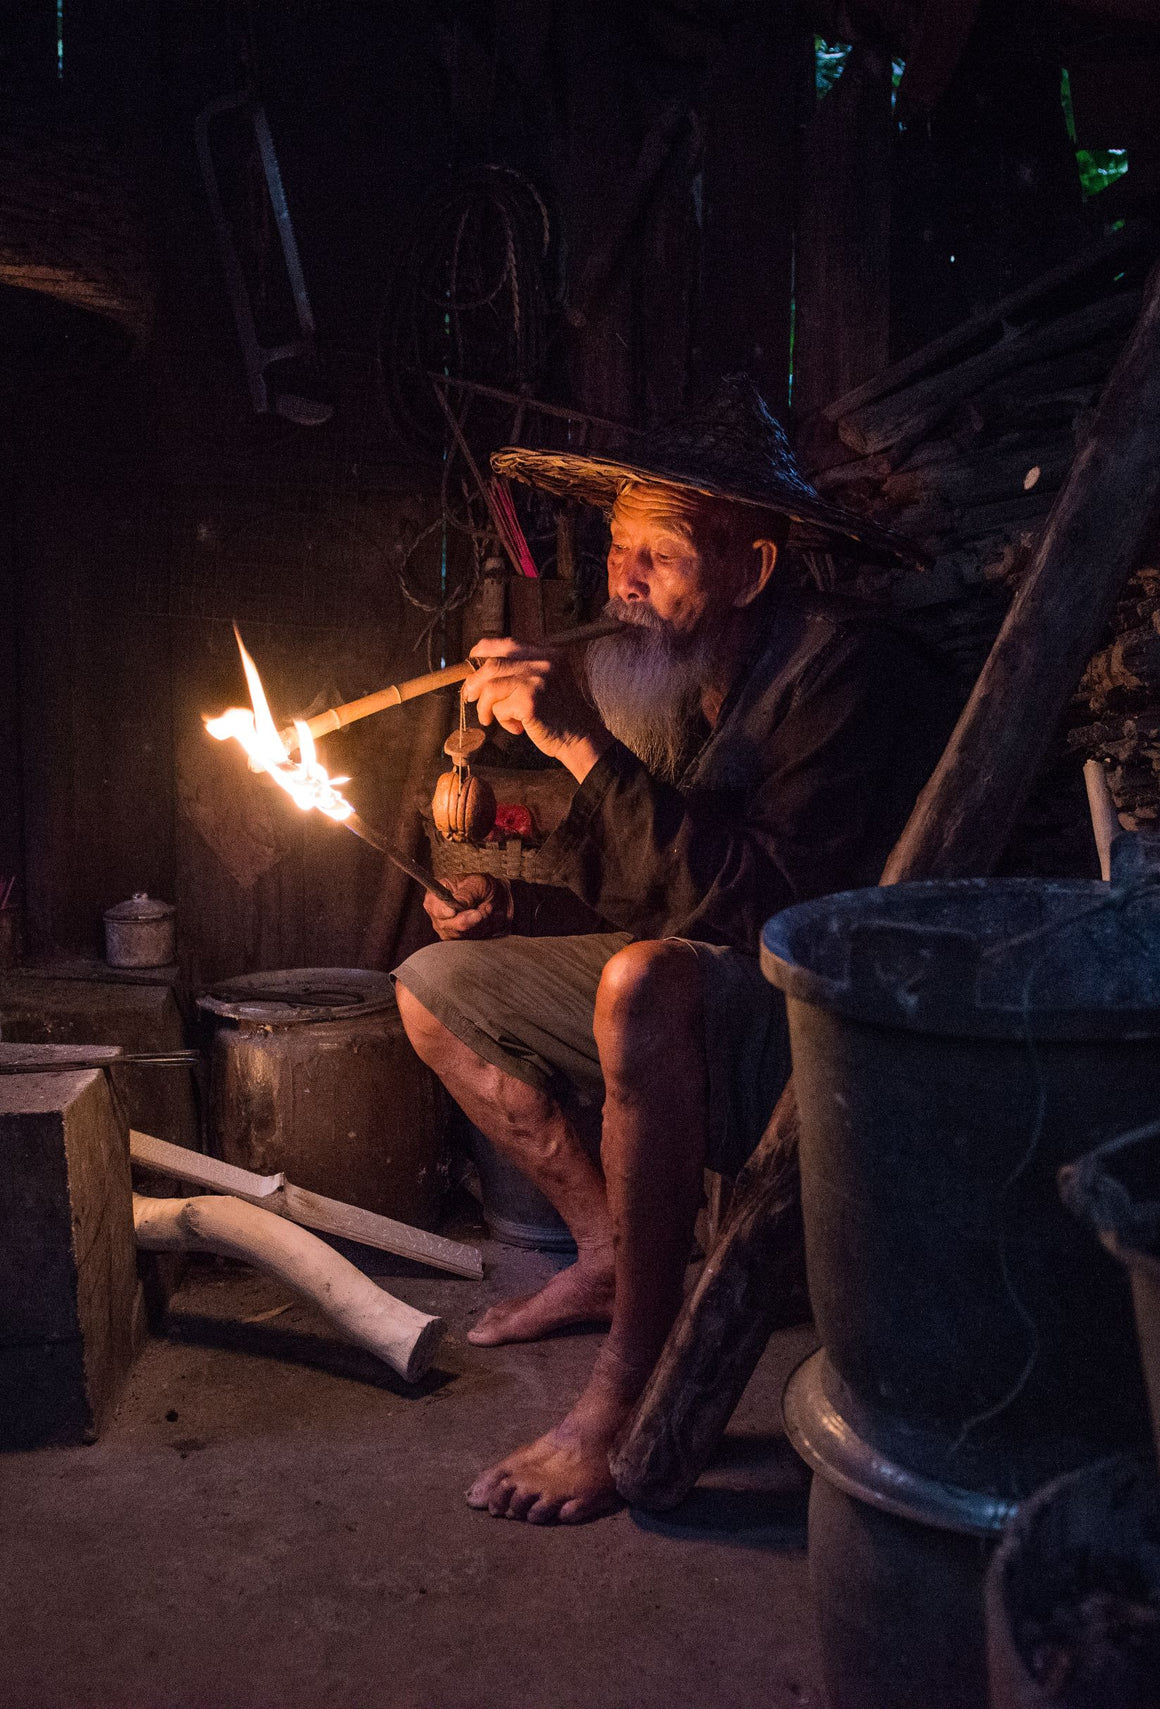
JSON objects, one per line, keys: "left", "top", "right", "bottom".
{"left": 129, "top": 1130, "right": 483, "bottom": 1279}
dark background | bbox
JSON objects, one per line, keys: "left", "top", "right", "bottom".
{"left": 0, "top": 0, "right": 1155, "bottom": 982}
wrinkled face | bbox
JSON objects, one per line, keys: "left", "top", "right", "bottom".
{"left": 606, "top": 485, "right": 724, "bottom": 638}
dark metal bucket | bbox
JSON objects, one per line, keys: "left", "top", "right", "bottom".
{"left": 1061, "top": 1122, "right": 1160, "bottom": 1477}
{"left": 765, "top": 851, "right": 1160, "bottom": 1709}
{"left": 985, "top": 1454, "right": 1160, "bottom": 1709}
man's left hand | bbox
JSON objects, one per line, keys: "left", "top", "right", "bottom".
{"left": 464, "top": 639, "right": 612, "bottom": 784}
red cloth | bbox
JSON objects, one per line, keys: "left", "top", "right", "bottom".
{"left": 491, "top": 802, "right": 535, "bottom": 841}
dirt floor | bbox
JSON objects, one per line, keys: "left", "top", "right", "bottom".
{"left": 0, "top": 1205, "right": 823, "bottom": 1709}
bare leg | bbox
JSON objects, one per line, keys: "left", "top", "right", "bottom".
{"left": 395, "top": 984, "right": 615, "bottom": 1344}
{"left": 465, "top": 941, "right": 707, "bottom": 1523}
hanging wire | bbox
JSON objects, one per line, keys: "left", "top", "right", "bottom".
{"left": 373, "top": 165, "right": 553, "bottom": 652}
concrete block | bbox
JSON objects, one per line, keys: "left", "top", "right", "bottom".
{"left": 1, "top": 1045, "right": 141, "bottom": 1446}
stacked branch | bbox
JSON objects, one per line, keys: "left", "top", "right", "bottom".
{"left": 806, "top": 225, "right": 1155, "bottom": 589}
{"left": 805, "top": 225, "right": 1160, "bottom": 825}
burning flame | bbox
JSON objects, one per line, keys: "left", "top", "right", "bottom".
{"left": 205, "top": 626, "right": 354, "bottom": 822}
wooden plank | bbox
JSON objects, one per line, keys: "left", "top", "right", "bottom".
{"left": 613, "top": 263, "right": 1160, "bottom": 1510}
{"left": 880, "top": 268, "right": 1160, "bottom": 878}
{"left": 129, "top": 1130, "right": 484, "bottom": 1279}
{"left": 0, "top": 973, "right": 198, "bottom": 1150}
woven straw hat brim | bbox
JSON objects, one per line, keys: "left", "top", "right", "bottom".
{"left": 491, "top": 446, "right": 921, "bottom": 561}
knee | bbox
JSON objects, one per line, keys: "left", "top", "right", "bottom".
{"left": 395, "top": 978, "right": 550, "bottom": 1135}
{"left": 594, "top": 940, "right": 702, "bottom": 1072}
{"left": 395, "top": 981, "right": 450, "bottom": 1070}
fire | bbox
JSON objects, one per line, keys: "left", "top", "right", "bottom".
{"left": 205, "top": 626, "right": 354, "bottom": 823}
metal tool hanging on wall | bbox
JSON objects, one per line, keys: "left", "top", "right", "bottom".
{"left": 195, "top": 88, "right": 332, "bottom": 425}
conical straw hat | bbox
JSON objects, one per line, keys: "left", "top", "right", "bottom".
{"left": 492, "top": 374, "right": 919, "bottom": 560}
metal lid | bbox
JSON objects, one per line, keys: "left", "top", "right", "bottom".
{"left": 197, "top": 966, "right": 396, "bottom": 1025}
{"left": 104, "top": 892, "right": 176, "bottom": 922}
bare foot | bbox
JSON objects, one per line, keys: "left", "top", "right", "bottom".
{"left": 465, "top": 1378, "right": 630, "bottom": 1524}
{"left": 467, "top": 1251, "right": 614, "bottom": 1346}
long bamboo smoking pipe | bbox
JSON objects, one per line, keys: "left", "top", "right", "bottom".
{"left": 279, "top": 618, "right": 621, "bottom": 750}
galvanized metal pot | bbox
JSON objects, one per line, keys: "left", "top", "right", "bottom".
{"left": 198, "top": 968, "right": 448, "bottom": 1229}
{"left": 103, "top": 894, "right": 175, "bottom": 967}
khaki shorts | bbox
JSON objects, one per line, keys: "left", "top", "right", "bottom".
{"left": 393, "top": 931, "right": 790, "bottom": 1177}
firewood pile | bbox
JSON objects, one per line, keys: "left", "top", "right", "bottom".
{"left": 1069, "top": 565, "right": 1160, "bottom": 830}
{"left": 800, "top": 223, "right": 1160, "bottom": 827}
{"left": 806, "top": 225, "right": 1152, "bottom": 592}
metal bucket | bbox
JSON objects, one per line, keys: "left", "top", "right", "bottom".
{"left": 198, "top": 968, "right": 448, "bottom": 1228}
{"left": 467, "top": 1122, "right": 575, "bottom": 1253}
{"left": 1061, "top": 1125, "right": 1160, "bottom": 1476}
{"left": 985, "top": 1454, "right": 1160, "bottom": 1709}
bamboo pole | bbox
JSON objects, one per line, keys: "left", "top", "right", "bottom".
{"left": 280, "top": 619, "right": 621, "bottom": 749}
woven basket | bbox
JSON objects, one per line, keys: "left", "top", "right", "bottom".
{"left": 425, "top": 828, "right": 556, "bottom": 884}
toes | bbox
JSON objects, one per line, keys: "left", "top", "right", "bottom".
{"left": 525, "top": 1496, "right": 564, "bottom": 1525}
{"left": 465, "top": 1466, "right": 510, "bottom": 1509}
{"left": 505, "top": 1487, "right": 541, "bottom": 1522}
{"left": 558, "top": 1491, "right": 619, "bottom": 1524}
{"left": 487, "top": 1480, "right": 517, "bottom": 1518}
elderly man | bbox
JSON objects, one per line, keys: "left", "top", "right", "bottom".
{"left": 393, "top": 377, "right": 960, "bottom": 1524}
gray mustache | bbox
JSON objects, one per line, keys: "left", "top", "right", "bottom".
{"left": 604, "top": 597, "right": 669, "bottom": 632}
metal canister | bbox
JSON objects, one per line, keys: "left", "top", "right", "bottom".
{"left": 197, "top": 968, "right": 448, "bottom": 1228}
{"left": 103, "top": 894, "right": 176, "bottom": 968}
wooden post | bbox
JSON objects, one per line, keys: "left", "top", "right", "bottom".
{"left": 612, "top": 260, "right": 1160, "bottom": 1510}
{"left": 792, "top": 40, "right": 895, "bottom": 420}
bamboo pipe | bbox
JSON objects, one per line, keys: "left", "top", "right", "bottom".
{"left": 279, "top": 618, "right": 622, "bottom": 749}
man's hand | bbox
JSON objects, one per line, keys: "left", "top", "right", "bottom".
{"left": 464, "top": 639, "right": 613, "bottom": 784}
{"left": 425, "top": 873, "right": 513, "bottom": 941}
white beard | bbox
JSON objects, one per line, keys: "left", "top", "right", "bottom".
{"left": 585, "top": 599, "right": 722, "bottom": 783}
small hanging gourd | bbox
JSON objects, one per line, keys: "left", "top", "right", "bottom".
{"left": 431, "top": 703, "right": 496, "bottom": 844}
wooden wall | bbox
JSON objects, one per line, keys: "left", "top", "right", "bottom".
{"left": 3, "top": 0, "right": 1150, "bottom": 982}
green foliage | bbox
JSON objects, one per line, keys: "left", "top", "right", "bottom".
{"left": 1060, "top": 68, "right": 1129, "bottom": 200}
{"left": 815, "top": 38, "right": 850, "bottom": 99}
{"left": 814, "top": 38, "right": 905, "bottom": 106}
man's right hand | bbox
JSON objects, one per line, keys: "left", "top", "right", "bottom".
{"left": 425, "top": 873, "right": 513, "bottom": 941}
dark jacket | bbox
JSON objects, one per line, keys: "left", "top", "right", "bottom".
{"left": 509, "top": 585, "right": 964, "bottom": 953}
